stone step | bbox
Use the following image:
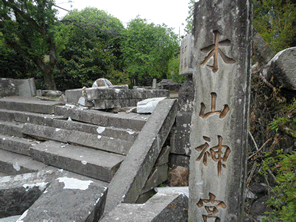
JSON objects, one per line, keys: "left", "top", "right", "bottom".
{"left": 0, "top": 149, "right": 48, "bottom": 175}
{"left": 55, "top": 105, "right": 149, "bottom": 131}
{"left": 0, "top": 96, "right": 64, "bottom": 114}
{"left": 0, "top": 108, "right": 63, "bottom": 125}
{"left": 0, "top": 120, "right": 23, "bottom": 137}
{"left": 29, "top": 140, "right": 124, "bottom": 182}
{"left": 22, "top": 123, "right": 133, "bottom": 155}
{"left": 0, "top": 134, "right": 36, "bottom": 156}
{"left": 47, "top": 118, "right": 139, "bottom": 142}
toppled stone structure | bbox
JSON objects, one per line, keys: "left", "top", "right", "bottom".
{"left": 66, "top": 87, "right": 169, "bottom": 109}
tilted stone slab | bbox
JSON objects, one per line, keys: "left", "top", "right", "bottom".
{"left": 0, "top": 170, "right": 108, "bottom": 220}
{"left": 48, "top": 118, "right": 139, "bottom": 142}
{"left": 0, "top": 134, "right": 34, "bottom": 156}
{"left": 0, "top": 96, "right": 63, "bottom": 114}
{"left": 55, "top": 105, "right": 148, "bottom": 131}
{"left": 29, "top": 141, "right": 124, "bottom": 182}
{"left": 101, "top": 188, "right": 188, "bottom": 222}
{"left": 0, "top": 149, "right": 48, "bottom": 175}
{"left": 105, "top": 99, "right": 178, "bottom": 213}
{"left": 0, "top": 120, "right": 23, "bottom": 137}
{"left": 17, "top": 177, "right": 107, "bottom": 222}
{"left": 23, "top": 123, "right": 133, "bottom": 155}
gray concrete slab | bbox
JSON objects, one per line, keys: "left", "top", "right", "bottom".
{"left": 0, "top": 169, "right": 108, "bottom": 219}
{"left": 0, "top": 149, "right": 48, "bottom": 175}
{"left": 105, "top": 99, "right": 178, "bottom": 213}
{"left": 0, "top": 97, "right": 64, "bottom": 114}
{"left": 23, "top": 123, "right": 133, "bottom": 155}
{"left": 29, "top": 141, "right": 124, "bottom": 182}
{"left": 18, "top": 177, "right": 107, "bottom": 222}
{"left": 0, "top": 121, "right": 23, "bottom": 137}
{"left": 49, "top": 118, "right": 139, "bottom": 142}
{"left": 0, "top": 134, "right": 34, "bottom": 156}
{"left": 55, "top": 105, "right": 148, "bottom": 131}
{"left": 0, "top": 108, "right": 63, "bottom": 125}
{"left": 101, "top": 189, "right": 188, "bottom": 222}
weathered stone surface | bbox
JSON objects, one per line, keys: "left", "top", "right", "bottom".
{"left": 17, "top": 176, "right": 107, "bottom": 222}
{"left": 177, "top": 75, "right": 195, "bottom": 112}
{"left": 179, "top": 34, "right": 194, "bottom": 76}
{"left": 137, "top": 97, "right": 166, "bottom": 114}
{"left": 0, "top": 78, "right": 36, "bottom": 97}
{"left": 0, "top": 135, "right": 33, "bottom": 156}
{"left": 105, "top": 99, "right": 178, "bottom": 213}
{"left": 47, "top": 118, "right": 139, "bottom": 142}
{"left": 0, "top": 97, "right": 63, "bottom": 114}
{"left": 170, "top": 112, "right": 192, "bottom": 155}
{"left": 189, "top": 1, "right": 252, "bottom": 221}
{"left": 102, "top": 189, "right": 188, "bottom": 222}
{"left": 252, "top": 28, "right": 275, "bottom": 66}
{"left": 36, "top": 90, "right": 62, "bottom": 97}
{"left": 141, "top": 164, "right": 168, "bottom": 193}
{"left": 0, "top": 121, "right": 23, "bottom": 137}
{"left": 168, "top": 166, "right": 189, "bottom": 187}
{"left": 157, "top": 79, "right": 181, "bottom": 92}
{"left": 29, "top": 140, "right": 124, "bottom": 182}
{"left": 92, "top": 78, "right": 113, "bottom": 88}
{"left": 1, "top": 215, "right": 21, "bottom": 222}
{"left": 22, "top": 123, "right": 133, "bottom": 155}
{"left": 264, "top": 47, "right": 296, "bottom": 90}
{"left": 251, "top": 196, "right": 272, "bottom": 215}
{"left": 155, "top": 145, "right": 171, "bottom": 166}
{"left": 169, "top": 154, "right": 190, "bottom": 169}
{"left": 0, "top": 149, "right": 48, "bottom": 175}
{"left": 55, "top": 105, "right": 148, "bottom": 131}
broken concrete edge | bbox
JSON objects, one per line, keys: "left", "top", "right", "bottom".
{"left": 104, "top": 99, "right": 178, "bottom": 214}
{"left": 0, "top": 169, "right": 108, "bottom": 220}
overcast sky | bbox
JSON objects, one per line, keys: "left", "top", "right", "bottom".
{"left": 54, "top": 0, "right": 191, "bottom": 37}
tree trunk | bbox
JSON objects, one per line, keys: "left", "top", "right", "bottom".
{"left": 43, "top": 68, "right": 56, "bottom": 90}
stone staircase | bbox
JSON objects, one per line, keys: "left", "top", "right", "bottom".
{"left": 0, "top": 96, "right": 178, "bottom": 220}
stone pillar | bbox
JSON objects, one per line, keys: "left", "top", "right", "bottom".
{"left": 189, "top": 1, "right": 252, "bottom": 221}
{"left": 152, "top": 78, "right": 157, "bottom": 89}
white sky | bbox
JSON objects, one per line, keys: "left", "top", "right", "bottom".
{"left": 54, "top": 0, "right": 190, "bottom": 37}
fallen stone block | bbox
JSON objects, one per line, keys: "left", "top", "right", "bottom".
{"left": 101, "top": 188, "right": 188, "bottom": 222}
{"left": 105, "top": 99, "right": 178, "bottom": 213}
{"left": 18, "top": 176, "right": 107, "bottom": 222}
{"left": 29, "top": 140, "right": 124, "bottom": 182}
{"left": 137, "top": 97, "right": 166, "bottom": 114}
{"left": 141, "top": 164, "right": 168, "bottom": 193}
{"left": 0, "top": 78, "right": 36, "bottom": 98}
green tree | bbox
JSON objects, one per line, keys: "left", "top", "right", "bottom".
{"left": 55, "top": 7, "right": 124, "bottom": 89}
{"left": 253, "top": 0, "right": 296, "bottom": 52}
{"left": 120, "top": 17, "right": 179, "bottom": 86}
{"left": 0, "top": 0, "right": 59, "bottom": 89}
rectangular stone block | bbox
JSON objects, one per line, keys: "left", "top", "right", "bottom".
{"left": 0, "top": 135, "right": 32, "bottom": 156}
{"left": 179, "top": 34, "right": 194, "bottom": 75}
{"left": 17, "top": 176, "right": 107, "bottom": 222}
{"left": 0, "top": 121, "right": 23, "bottom": 137}
{"left": 189, "top": 1, "right": 252, "bottom": 221}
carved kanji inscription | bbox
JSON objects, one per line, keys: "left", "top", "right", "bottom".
{"left": 197, "top": 192, "right": 226, "bottom": 222}
{"left": 199, "top": 93, "right": 229, "bottom": 119}
{"left": 195, "top": 136, "right": 231, "bottom": 176}
{"left": 200, "top": 30, "right": 236, "bottom": 72}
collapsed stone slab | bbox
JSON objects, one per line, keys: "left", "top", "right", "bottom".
{"left": 101, "top": 187, "right": 188, "bottom": 222}
{"left": 0, "top": 78, "right": 36, "bottom": 98}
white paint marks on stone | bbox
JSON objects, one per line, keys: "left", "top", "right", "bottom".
{"left": 13, "top": 163, "right": 21, "bottom": 171}
{"left": 115, "top": 89, "right": 121, "bottom": 93}
{"left": 183, "top": 124, "right": 187, "bottom": 128}
{"left": 237, "top": 139, "right": 241, "bottom": 144}
{"left": 17, "top": 209, "right": 28, "bottom": 222}
{"left": 2, "top": 138, "right": 5, "bottom": 141}
{"left": 239, "top": 98, "right": 242, "bottom": 104}
{"left": 127, "top": 130, "right": 135, "bottom": 135}
{"left": 110, "top": 137, "right": 114, "bottom": 140}
{"left": 55, "top": 128, "right": 61, "bottom": 132}
{"left": 23, "top": 182, "right": 48, "bottom": 191}
{"left": 0, "top": 176, "right": 11, "bottom": 183}
{"left": 81, "top": 160, "right": 87, "bottom": 165}
{"left": 97, "top": 135, "right": 102, "bottom": 139}
{"left": 97, "top": 126, "right": 105, "bottom": 134}
{"left": 27, "top": 117, "right": 30, "bottom": 122}
{"left": 57, "top": 177, "right": 93, "bottom": 190}
{"left": 67, "top": 117, "right": 72, "bottom": 121}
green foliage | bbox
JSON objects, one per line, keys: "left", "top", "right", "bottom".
{"left": 254, "top": 0, "right": 296, "bottom": 52}
{"left": 105, "top": 69, "right": 130, "bottom": 86}
{"left": 55, "top": 7, "right": 125, "bottom": 90}
{"left": 120, "top": 17, "right": 179, "bottom": 86}
{"left": 184, "top": 0, "right": 196, "bottom": 35}
{"left": 167, "top": 55, "right": 185, "bottom": 84}
{"left": 261, "top": 150, "right": 296, "bottom": 222}
{"left": 0, "top": 0, "right": 59, "bottom": 89}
